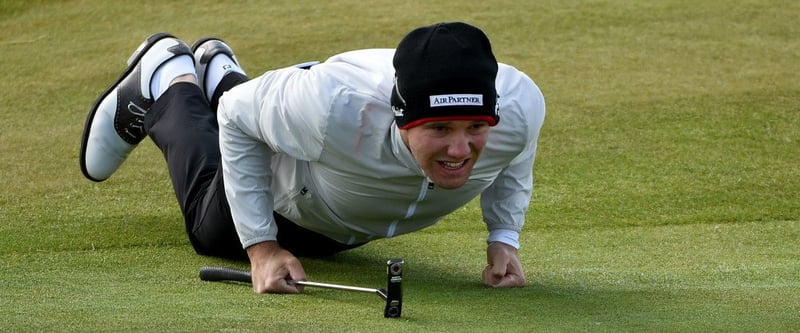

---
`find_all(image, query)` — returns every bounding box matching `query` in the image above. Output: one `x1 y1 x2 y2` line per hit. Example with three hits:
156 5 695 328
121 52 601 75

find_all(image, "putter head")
383 258 404 318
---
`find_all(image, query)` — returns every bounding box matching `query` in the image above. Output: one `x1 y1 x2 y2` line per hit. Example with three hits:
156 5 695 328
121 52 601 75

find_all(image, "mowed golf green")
1 1 798 332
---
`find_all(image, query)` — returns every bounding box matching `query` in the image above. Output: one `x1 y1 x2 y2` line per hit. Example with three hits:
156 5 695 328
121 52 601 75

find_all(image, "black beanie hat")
391 22 499 129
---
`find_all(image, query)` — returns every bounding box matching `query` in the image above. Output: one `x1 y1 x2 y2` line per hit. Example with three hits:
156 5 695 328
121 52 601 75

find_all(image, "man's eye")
469 123 488 131
424 124 447 132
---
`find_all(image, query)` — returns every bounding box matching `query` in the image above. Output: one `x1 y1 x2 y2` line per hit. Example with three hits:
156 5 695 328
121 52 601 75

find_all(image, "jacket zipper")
386 178 431 238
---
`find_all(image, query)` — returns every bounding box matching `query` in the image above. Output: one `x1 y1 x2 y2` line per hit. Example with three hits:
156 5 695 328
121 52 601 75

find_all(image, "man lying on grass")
79 22 545 293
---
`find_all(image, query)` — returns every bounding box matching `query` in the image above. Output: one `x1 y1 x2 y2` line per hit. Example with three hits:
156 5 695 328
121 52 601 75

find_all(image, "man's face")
400 120 490 189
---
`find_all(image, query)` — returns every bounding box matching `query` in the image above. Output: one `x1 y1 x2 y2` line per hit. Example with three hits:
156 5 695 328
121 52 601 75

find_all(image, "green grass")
1 0 798 332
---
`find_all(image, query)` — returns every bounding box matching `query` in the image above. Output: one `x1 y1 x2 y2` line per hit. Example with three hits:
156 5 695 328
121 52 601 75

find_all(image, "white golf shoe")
80 33 192 182
190 37 244 101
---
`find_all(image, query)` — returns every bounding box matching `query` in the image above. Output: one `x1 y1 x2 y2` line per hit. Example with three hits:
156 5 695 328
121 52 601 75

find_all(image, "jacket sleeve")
216 67 333 249
480 66 546 249
218 112 277 248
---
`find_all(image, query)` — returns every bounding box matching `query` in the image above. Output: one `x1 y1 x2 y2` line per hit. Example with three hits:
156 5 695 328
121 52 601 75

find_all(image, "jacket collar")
390 124 425 176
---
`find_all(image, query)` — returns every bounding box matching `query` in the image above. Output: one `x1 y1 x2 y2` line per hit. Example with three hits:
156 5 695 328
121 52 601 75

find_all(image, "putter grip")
199 266 252 283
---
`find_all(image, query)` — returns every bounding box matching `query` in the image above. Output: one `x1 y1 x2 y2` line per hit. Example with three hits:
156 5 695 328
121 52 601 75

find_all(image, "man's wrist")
246 240 282 260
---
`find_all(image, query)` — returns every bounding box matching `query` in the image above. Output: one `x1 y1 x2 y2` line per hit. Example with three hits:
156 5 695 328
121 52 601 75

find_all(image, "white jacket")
217 49 545 249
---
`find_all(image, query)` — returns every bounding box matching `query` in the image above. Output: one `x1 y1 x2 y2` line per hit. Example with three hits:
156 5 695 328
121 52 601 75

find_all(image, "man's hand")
246 241 307 294
482 242 526 288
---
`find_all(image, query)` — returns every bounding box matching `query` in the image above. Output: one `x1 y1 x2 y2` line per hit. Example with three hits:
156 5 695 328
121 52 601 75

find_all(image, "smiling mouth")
440 160 467 170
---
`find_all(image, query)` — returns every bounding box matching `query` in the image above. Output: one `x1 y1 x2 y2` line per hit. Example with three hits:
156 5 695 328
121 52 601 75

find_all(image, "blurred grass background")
1 0 798 332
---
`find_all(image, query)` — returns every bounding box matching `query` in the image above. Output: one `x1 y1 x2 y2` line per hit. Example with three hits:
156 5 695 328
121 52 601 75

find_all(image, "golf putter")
199 258 404 318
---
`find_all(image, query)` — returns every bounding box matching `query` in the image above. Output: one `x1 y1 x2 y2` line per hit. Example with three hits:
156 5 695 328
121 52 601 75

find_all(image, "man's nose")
446 134 471 158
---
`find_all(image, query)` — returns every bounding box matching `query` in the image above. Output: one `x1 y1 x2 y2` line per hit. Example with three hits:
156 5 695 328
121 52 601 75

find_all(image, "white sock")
150 55 196 100
205 54 246 100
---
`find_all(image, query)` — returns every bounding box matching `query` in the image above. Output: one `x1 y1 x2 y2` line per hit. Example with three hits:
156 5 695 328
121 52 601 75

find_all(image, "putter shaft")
291 280 387 299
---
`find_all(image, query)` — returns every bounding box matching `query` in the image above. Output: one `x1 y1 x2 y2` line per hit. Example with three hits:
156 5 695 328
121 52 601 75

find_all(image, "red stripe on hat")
398 115 498 129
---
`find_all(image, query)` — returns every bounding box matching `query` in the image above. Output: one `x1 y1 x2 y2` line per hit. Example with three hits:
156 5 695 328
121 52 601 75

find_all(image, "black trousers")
143 73 363 260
